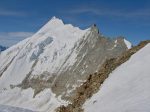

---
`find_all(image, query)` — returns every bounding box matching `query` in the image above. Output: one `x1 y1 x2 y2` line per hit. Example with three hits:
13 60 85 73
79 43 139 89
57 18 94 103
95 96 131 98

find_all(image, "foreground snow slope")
84 43 150 112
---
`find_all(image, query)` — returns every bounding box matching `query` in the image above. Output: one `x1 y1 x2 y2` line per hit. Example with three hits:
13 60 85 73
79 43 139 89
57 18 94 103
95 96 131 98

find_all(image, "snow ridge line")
56 40 150 112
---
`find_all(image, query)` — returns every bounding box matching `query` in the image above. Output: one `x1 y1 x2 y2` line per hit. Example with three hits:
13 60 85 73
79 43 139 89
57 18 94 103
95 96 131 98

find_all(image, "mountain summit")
0 17 131 111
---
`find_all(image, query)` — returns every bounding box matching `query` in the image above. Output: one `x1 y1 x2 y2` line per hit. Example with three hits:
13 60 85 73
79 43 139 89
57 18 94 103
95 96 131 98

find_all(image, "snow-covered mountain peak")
36 17 64 34
0 17 91 88
48 16 64 26
33 16 88 42
51 16 59 20
0 17 130 111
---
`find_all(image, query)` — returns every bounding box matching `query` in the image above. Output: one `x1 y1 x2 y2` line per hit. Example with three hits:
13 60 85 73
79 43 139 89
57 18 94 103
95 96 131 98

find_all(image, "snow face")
0 17 89 88
0 17 89 111
84 43 150 112
124 39 132 49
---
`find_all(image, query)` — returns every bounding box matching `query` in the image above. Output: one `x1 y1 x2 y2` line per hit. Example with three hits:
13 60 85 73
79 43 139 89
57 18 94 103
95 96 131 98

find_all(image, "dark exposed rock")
0 45 7 52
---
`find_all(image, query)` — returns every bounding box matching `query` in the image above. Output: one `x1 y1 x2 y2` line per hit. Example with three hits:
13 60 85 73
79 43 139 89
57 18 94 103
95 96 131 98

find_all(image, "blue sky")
0 0 150 46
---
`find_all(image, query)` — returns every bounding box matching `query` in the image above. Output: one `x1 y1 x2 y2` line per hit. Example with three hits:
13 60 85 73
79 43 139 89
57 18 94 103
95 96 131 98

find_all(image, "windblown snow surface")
84 43 150 112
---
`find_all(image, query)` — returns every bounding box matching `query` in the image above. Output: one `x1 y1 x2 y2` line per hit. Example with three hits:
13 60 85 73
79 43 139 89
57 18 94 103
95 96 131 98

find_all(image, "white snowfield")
84 43 150 112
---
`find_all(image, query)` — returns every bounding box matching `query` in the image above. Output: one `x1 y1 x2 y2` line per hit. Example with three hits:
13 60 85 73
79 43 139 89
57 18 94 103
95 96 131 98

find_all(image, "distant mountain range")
0 45 7 52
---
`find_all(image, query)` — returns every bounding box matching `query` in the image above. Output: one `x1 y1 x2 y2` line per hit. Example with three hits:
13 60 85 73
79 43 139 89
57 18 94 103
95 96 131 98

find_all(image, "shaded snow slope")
0 45 7 52
84 43 150 112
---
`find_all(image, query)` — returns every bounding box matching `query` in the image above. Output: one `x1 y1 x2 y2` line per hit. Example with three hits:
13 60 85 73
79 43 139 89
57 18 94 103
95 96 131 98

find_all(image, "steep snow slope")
84 43 150 112
0 17 129 111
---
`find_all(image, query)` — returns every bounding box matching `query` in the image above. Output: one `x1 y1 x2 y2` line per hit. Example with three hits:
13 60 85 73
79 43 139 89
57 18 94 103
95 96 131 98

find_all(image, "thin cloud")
64 6 150 18
0 32 34 46
0 9 27 17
